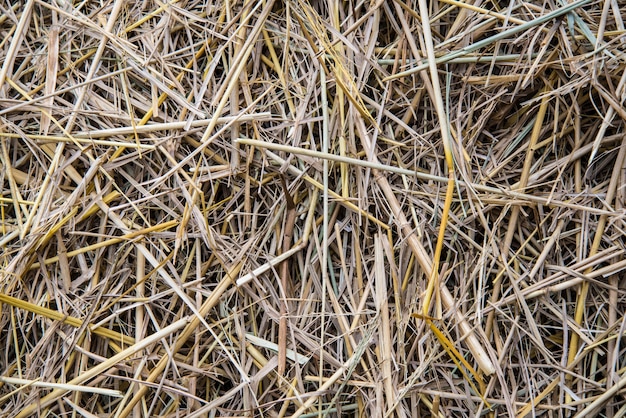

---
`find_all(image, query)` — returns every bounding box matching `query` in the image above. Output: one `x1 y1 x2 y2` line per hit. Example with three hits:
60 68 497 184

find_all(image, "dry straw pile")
1 0 626 416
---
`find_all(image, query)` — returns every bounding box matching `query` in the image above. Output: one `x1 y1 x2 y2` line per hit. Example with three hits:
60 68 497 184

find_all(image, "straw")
1 1 625 416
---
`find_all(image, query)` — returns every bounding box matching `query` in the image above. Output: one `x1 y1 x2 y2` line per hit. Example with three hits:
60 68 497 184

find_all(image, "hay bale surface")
1 1 625 416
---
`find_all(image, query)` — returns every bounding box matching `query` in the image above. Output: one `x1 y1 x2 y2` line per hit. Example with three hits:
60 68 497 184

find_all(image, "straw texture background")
1 0 626 416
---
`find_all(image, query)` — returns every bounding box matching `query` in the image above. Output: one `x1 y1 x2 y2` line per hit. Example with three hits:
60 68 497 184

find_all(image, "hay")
1 0 625 416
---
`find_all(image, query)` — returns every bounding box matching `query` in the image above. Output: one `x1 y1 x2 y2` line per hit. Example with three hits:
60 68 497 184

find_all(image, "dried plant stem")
486 78 552 339
116 269 239 418
278 176 297 376
567 136 626 389
237 138 617 215
15 318 190 418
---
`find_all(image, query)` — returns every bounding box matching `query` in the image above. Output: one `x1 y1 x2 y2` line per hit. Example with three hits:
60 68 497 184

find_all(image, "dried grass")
1 0 626 417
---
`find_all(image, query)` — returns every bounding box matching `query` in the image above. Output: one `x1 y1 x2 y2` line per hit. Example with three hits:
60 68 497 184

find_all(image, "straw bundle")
1 0 625 416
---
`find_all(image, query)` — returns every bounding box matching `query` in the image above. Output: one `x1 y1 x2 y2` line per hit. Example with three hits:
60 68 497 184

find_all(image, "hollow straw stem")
566 134 626 397
485 77 553 339
15 318 190 418
115 268 238 418
383 0 591 81
235 138 616 216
